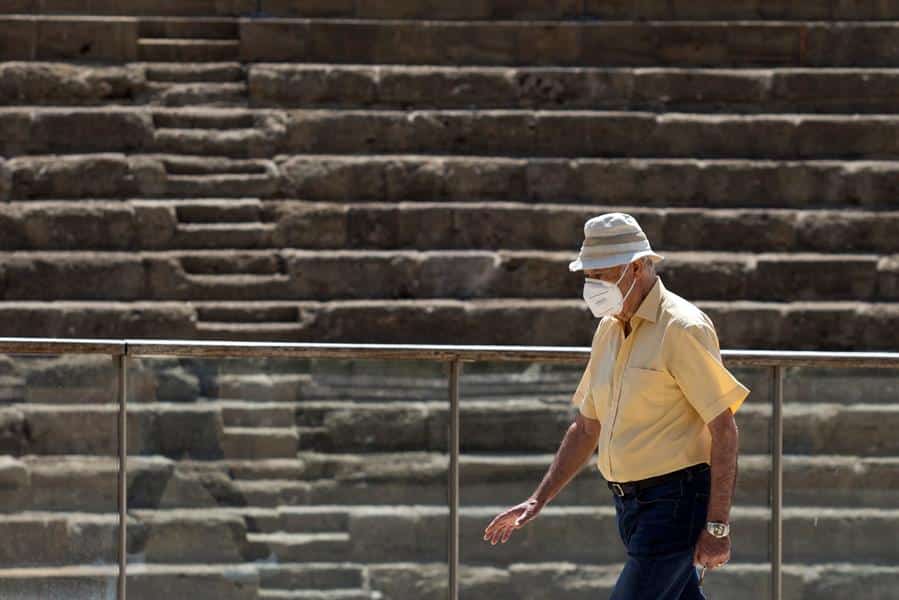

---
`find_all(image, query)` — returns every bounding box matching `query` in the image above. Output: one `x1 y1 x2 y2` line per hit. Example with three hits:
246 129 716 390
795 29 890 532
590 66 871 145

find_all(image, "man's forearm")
707 421 739 523
531 420 600 506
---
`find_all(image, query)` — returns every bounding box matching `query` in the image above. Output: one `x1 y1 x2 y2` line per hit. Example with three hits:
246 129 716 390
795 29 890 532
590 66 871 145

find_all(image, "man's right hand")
482 497 544 545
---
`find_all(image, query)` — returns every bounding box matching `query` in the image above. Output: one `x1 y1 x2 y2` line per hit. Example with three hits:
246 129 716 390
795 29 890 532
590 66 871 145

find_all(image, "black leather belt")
607 463 710 497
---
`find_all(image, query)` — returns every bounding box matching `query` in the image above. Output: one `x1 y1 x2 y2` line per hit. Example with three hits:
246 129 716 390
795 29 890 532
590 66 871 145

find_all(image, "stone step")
3 250 895 302
138 17 239 40
204 371 315 402
0 108 155 157
196 304 299 323
195 321 310 340
273 155 899 210
7 506 899 567
0 403 225 459
153 111 255 130
0 16 138 62
281 110 899 159
0 63 143 107
282 400 899 456
220 402 294 427
153 127 267 157
226 459 306 481
172 223 275 248
1 455 167 513
170 273 292 295
0 297 896 349
0 562 894 600
258 588 378 600
4 201 896 254
37 439 899 512
13 0 899 20
241 20 899 67
276 452 899 509
148 81 248 107
139 38 240 62
251 1 899 20
166 172 277 197
210 370 584 404
233 479 311 507
9 0 256 16
279 507 351 533
258 563 364 591
168 249 899 302
172 198 263 222
144 62 245 83
222 426 299 460
245 504 899 565
0 564 259 600
15 152 893 210
371 562 899 600
247 532 353 562
250 65 899 114
160 154 268 173
4 500 899 570
267 203 899 254
179 253 283 275
0 510 262 566
185 298 899 349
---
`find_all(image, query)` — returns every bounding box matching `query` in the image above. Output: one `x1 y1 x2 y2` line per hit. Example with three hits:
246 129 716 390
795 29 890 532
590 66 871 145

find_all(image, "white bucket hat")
568 212 664 271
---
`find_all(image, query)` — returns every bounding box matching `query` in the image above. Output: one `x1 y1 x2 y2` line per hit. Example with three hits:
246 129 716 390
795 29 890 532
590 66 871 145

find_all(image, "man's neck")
615 275 653 334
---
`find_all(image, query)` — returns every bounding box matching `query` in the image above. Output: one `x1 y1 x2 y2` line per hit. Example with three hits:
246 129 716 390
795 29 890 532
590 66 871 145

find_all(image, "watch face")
707 522 729 537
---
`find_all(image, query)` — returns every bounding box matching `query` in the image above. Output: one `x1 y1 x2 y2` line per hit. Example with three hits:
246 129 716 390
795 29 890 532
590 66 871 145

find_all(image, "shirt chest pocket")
621 366 680 410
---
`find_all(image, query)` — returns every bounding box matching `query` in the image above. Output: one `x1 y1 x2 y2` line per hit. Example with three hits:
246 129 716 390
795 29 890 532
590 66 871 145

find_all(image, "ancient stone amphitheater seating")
1 1 898 599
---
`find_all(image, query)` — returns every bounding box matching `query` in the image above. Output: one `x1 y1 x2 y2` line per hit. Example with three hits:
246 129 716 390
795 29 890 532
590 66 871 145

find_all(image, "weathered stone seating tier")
9 107 899 159
237 20 899 67
1 562 896 600
2 505 899 567
0 250 893 302
8 0 899 20
0 202 895 252
0 564 260 600
0 16 139 61
17 397 875 460
6 153 899 211
247 64 899 114
0 403 225 457
0 299 895 348
11 62 899 116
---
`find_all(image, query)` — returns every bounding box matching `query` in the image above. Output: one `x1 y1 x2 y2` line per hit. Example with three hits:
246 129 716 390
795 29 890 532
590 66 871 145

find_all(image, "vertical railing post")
448 359 461 600
117 353 128 600
770 365 784 600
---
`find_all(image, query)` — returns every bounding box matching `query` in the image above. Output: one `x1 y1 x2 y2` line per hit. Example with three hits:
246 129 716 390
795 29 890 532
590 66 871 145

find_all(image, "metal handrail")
1 338 898 366
0 337 897 600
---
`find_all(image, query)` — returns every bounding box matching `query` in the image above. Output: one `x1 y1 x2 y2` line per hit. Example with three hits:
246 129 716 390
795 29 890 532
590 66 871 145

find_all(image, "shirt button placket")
606 323 636 482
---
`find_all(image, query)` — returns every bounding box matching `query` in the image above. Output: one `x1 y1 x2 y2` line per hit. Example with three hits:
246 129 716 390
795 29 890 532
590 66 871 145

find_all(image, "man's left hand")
693 530 731 570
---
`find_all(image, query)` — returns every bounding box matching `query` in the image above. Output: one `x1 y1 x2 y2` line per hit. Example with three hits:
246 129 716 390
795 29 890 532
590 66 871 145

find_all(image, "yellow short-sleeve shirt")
571 276 750 483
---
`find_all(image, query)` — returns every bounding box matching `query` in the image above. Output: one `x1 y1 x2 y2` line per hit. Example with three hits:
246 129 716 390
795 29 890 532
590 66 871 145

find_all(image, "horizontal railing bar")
0 337 126 355
721 349 899 368
125 340 592 362
0 338 897 367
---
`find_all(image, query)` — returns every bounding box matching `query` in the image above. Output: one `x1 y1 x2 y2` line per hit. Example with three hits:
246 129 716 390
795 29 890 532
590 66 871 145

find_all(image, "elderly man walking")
483 212 750 599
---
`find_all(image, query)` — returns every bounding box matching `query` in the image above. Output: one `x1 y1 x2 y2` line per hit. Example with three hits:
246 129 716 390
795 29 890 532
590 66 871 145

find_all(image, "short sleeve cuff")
578 397 599 421
695 382 750 424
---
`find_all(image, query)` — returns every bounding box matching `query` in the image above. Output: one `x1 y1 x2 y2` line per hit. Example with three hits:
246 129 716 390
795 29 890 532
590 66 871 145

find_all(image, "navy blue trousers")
610 464 711 600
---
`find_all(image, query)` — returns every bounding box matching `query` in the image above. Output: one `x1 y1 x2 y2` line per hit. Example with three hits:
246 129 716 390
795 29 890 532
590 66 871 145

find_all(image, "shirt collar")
631 276 663 325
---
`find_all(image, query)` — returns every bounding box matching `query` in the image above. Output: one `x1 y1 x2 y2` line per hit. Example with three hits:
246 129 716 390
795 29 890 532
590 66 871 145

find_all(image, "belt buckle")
611 483 625 497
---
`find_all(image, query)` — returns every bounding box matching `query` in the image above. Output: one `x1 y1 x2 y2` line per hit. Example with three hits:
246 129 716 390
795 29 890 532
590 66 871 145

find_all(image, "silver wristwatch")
706 521 730 538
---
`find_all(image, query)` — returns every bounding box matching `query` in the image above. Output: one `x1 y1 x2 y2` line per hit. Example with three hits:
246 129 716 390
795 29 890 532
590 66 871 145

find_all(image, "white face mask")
582 264 637 318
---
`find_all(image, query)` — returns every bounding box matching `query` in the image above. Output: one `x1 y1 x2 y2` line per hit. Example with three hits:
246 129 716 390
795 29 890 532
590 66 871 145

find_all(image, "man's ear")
631 260 642 277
